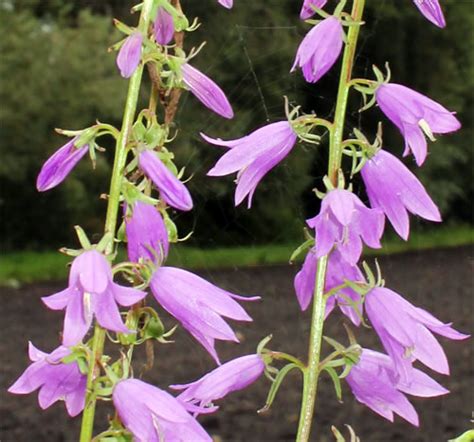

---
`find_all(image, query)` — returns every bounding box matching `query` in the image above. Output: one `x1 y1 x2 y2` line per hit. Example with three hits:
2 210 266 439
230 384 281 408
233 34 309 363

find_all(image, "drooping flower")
8 343 86 417
153 7 174 45
116 32 143 78
204 121 298 207
181 63 234 119
42 250 147 346
361 149 441 240
346 348 448 426
170 354 265 414
365 287 469 381
291 16 343 83
113 379 211 442
299 0 328 20
376 83 461 166
306 189 385 265
125 201 169 263
413 0 445 28
36 138 88 192
295 248 365 325
218 0 233 8
150 266 259 363
138 150 193 211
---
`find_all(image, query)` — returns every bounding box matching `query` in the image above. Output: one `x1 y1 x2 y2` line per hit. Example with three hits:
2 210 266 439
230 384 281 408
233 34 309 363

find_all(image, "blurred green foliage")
0 0 472 250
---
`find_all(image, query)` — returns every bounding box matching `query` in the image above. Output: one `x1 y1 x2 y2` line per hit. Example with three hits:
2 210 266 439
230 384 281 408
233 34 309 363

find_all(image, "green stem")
296 1 365 441
328 0 366 184
78 1 155 440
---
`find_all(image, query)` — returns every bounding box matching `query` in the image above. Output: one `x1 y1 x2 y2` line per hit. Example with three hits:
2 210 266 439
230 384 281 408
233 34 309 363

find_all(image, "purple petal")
324 189 355 226
42 287 71 311
292 17 343 83
412 0 446 28
36 139 88 192
299 0 328 20
139 150 193 211
154 7 174 45
182 63 234 119
218 0 233 8
112 284 147 307
62 287 92 346
93 288 130 334
207 121 296 176
70 250 110 294
294 249 317 311
116 32 143 78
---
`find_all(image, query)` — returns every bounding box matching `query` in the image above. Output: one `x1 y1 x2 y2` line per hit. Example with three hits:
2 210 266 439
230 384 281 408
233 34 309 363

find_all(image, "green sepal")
259 363 300 413
132 119 147 141
448 430 474 442
289 238 314 264
162 210 178 242
331 425 360 442
113 19 134 36
323 366 342 401
74 225 92 249
142 315 165 340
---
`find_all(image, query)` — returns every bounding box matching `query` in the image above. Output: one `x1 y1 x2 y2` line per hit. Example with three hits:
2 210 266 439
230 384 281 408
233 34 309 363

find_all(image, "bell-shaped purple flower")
413 0 445 28
125 201 169 263
8 343 86 417
361 149 441 240
376 83 461 166
218 0 233 8
346 348 448 426
138 150 193 211
299 0 328 20
113 379 211 442
291 16 343 83
36 138 88 192
170 354 265 414
365 287 469 381
150 266 259 363
295 248 365 324
181 63 234 119
42 250 147 346
204 121 298 207
306 189 385 266
154 7 174 45
116 32 143 78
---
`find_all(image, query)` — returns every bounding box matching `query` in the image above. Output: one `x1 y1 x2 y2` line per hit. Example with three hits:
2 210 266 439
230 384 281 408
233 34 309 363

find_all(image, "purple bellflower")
365 287 469 380
346 348 448 426
153 7 174 45
413 0 446 28
181 63 234 119
150 266 259 363
42 250 147 346
306 189 385 266
113 379 211 442
8 343 86 417
376 83 461 166
291 16 343 83
125 201 169 263
295 248 365 325
361 149 441 240
170 354 265 414
204 121 298 207
138 150 193 211
116 32 143 79
36 138 88 192
300 0 328 20
218 0 233 8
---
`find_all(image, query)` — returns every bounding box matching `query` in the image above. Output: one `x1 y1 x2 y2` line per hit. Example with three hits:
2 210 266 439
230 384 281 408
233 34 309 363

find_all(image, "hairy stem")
78 1 155 440
296 1 365 441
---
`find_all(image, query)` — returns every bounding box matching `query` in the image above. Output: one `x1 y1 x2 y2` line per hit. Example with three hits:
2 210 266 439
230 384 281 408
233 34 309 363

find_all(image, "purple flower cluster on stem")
9 343 87 417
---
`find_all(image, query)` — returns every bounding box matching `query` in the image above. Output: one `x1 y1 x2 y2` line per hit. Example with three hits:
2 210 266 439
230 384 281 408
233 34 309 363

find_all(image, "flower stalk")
78 1 155 440
296 1 366 440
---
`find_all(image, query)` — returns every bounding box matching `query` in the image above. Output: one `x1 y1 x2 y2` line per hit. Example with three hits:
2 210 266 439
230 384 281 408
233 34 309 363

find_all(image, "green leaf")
448 430 474 442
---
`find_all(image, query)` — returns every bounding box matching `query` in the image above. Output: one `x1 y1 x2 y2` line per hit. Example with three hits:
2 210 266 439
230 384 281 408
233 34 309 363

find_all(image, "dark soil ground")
1 246 472 442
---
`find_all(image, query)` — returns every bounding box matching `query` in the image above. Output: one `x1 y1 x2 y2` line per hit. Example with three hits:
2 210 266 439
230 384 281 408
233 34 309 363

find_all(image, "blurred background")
0 0 472 255
0 0 472 441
